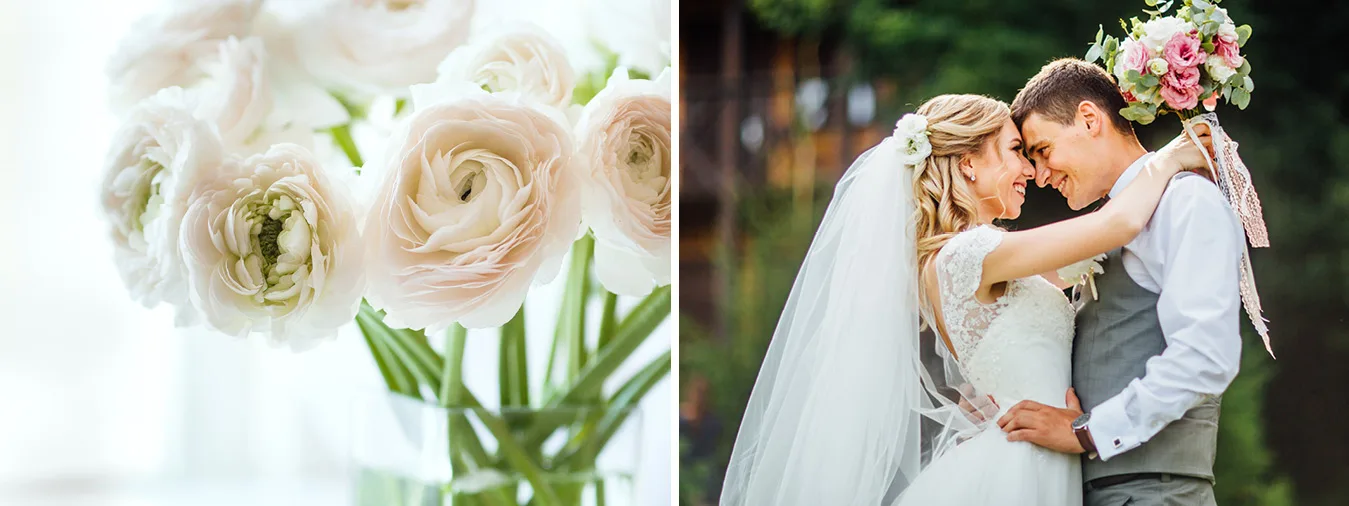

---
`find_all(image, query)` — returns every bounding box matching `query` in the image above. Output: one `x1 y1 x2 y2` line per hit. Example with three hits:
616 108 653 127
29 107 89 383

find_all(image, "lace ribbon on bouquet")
1182 112 1273 357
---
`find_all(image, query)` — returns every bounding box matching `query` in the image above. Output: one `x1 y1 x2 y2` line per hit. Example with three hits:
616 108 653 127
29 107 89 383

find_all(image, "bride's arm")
979 134 1208 288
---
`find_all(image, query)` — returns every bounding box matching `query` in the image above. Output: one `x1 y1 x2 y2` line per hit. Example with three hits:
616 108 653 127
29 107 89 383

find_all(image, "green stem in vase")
545 236 595 400
597 290 619 351
330 123 364 169
525 286 671 447
555 350 671 469
462 391 564 506
500 306 530 409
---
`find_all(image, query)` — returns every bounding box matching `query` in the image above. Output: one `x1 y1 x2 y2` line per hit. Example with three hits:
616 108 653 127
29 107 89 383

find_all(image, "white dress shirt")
1085 152 1246 461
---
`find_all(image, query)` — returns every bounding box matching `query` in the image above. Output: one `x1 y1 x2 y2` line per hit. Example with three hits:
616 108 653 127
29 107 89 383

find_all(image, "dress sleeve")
933 225 1004 358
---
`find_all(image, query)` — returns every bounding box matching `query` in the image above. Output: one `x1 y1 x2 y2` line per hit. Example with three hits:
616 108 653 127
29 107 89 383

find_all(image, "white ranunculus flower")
196 36 317 156
436 24 577 111
101 88 225 322
1139 16 1195 52
575 68 672 296
294 0 476 96
365 87 581 330
1205 54 1238 84
106 0 262 113
198 36 272 148
178 144 364 346
584 0 671 77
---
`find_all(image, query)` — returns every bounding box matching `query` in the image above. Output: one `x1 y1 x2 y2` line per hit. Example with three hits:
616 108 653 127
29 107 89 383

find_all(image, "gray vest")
1073 248 1220 483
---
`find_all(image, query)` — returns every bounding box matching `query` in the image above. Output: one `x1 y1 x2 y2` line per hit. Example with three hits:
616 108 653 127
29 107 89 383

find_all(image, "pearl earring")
969 174 976 182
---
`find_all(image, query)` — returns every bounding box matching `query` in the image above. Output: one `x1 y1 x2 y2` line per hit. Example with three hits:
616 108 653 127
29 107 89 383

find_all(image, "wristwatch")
1072 412 1098 459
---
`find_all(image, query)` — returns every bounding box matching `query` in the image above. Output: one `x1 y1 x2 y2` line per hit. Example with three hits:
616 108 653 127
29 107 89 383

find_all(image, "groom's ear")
1077 100 1105 138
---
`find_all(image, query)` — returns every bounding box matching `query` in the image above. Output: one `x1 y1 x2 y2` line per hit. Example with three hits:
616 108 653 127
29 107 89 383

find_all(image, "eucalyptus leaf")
1244 76 1255 92
1094 24 1104 45
1104 37 1119 56
1140 74 1160 89
1237 24 1252 46
1086 44 1103 64
1202 41 1215 53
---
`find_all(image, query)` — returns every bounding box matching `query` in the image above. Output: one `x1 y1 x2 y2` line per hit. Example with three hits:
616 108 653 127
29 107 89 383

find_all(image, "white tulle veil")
720 133 995 505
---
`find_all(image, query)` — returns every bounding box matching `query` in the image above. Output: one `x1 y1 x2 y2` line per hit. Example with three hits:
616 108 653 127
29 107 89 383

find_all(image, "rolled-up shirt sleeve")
1087 175 1245 461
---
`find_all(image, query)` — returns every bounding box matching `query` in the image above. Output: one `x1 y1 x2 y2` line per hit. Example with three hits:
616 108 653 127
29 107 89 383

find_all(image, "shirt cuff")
1087 397 1139 461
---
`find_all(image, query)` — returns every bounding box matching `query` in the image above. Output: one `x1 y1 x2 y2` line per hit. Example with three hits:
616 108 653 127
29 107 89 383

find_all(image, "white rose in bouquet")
101 88 225 322
1138 16 1195 53
106 0 262 113
178 144 365 347
365 86 581 330
294 0 476 97
575 68 671 296
436 24 577 111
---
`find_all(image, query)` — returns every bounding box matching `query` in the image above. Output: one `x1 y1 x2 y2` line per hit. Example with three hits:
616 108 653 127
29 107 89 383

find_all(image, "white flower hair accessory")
893 113 932 166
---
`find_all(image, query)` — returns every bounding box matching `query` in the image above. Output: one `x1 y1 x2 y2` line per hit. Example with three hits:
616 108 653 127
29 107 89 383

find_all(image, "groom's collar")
1107 152 1156 199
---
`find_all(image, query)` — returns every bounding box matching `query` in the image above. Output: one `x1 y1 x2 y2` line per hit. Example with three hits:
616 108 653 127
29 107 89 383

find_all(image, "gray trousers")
1084 474 1217 506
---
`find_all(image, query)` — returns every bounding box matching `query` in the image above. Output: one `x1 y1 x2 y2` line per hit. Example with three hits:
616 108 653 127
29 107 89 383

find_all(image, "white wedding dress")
894 225 1082 506
720 140 1083 506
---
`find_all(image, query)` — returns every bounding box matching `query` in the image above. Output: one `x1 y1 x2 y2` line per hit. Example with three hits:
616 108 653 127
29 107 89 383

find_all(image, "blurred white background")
0 0 672 504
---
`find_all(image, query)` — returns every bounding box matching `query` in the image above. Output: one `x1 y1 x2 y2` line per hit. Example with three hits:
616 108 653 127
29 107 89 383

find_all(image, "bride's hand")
1153 124 1216 180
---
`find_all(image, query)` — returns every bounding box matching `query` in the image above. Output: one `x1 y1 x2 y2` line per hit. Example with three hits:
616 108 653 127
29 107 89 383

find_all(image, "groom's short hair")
1011 58 1135 138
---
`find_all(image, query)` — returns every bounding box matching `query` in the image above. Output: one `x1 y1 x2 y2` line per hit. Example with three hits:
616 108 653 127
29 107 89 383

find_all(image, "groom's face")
1019 112 1108 211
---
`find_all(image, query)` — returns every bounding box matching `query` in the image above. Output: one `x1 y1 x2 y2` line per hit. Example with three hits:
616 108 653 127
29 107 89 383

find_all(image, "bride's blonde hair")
911 94 1010 270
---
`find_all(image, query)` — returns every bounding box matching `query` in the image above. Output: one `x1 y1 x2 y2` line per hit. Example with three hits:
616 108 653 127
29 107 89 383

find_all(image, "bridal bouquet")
99 0 672 503
1086 0 1272 356
1086 0 1253 125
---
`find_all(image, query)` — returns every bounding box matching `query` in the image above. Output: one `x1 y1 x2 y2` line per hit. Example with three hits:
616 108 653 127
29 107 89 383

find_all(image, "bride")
718 94 1210 505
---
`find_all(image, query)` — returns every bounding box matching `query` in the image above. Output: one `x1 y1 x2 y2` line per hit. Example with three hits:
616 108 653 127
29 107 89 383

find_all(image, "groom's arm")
1085 175 1244 461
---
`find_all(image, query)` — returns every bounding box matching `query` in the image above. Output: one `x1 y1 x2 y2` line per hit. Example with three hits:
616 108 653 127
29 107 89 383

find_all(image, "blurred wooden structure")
680 0 892 336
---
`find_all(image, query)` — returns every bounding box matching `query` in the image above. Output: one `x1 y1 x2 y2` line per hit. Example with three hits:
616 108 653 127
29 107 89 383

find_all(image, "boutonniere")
1058 254 1107 301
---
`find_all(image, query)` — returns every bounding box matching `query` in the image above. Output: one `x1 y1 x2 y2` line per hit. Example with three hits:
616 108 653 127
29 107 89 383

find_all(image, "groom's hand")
997 388 1086 454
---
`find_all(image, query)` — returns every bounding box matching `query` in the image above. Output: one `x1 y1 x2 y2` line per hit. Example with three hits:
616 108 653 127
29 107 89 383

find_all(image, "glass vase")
352 393 642 506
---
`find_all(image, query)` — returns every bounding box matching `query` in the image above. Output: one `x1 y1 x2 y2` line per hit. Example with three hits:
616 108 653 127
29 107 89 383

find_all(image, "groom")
996 58 1243 506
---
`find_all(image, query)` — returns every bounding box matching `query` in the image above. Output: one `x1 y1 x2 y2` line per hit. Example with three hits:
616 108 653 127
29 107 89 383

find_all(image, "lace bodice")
933 226 1078 405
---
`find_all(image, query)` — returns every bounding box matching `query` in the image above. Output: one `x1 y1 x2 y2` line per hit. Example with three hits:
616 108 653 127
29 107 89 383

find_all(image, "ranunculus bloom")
1163 32 1206 69
435 24 577 111
1114 38 1150 79
1146 58 1169 76
584 0 671 77
576 68 672 296
1213 36 1244 69
106 0 261 113
293 0 476 96
178 144 365 346
198 36 272 149
196 36 316 156
101 88 225 322
365 88 581 330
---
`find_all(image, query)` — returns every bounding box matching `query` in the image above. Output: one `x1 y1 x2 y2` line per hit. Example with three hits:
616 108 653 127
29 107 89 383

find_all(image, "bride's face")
963 119 1036 220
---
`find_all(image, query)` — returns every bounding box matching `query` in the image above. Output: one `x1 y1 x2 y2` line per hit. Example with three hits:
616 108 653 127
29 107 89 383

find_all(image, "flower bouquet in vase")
99 1 672 504
1086 0 1272 356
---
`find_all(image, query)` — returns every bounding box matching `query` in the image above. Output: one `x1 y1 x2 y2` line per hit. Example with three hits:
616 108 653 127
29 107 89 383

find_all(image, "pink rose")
1163 32 1206 69
1114 38 1149 77
1160 65 1202 110
1160 84 1200 110
1163 65 1201 89
1213 36 1244 68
